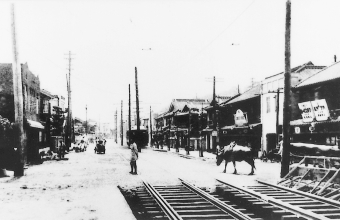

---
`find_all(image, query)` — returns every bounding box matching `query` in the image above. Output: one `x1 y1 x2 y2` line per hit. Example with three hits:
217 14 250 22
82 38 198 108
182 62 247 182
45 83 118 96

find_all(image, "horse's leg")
223 160 227 173
232 161 237 174
245 158 255 175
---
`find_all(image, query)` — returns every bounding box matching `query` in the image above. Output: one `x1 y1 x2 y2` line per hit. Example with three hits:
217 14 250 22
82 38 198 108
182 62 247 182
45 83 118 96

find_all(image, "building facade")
260 62 325 153
290 61 340 156
0 63 44 165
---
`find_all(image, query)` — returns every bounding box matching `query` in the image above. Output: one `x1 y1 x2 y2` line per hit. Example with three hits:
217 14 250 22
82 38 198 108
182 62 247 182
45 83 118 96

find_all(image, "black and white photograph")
2 0 340 219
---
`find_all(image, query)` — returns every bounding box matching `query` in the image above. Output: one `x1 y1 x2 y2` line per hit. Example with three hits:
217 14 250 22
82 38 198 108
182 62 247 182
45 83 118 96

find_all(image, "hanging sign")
212 131 217 136
294 127 300 134
234 109 248 127
311 99 330 121
298 101 314 123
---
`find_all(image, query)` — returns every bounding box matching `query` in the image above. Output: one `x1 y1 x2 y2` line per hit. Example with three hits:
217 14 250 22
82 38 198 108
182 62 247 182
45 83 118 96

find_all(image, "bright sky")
1 0 340 126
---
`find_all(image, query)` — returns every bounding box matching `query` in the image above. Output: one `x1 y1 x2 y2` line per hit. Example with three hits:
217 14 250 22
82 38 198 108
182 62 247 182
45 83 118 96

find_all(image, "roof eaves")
294 61 339 89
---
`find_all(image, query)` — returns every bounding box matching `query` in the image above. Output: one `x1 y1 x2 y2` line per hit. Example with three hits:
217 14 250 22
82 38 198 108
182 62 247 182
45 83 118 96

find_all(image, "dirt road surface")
0 139 282 220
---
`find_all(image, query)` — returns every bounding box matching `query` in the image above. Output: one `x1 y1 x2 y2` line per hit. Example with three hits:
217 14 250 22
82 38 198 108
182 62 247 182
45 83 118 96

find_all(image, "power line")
168 0 257 75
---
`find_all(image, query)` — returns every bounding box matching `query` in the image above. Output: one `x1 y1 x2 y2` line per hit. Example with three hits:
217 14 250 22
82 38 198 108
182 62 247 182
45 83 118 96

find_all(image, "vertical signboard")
234 109 248 127
298 101 314 123
311 99 330 121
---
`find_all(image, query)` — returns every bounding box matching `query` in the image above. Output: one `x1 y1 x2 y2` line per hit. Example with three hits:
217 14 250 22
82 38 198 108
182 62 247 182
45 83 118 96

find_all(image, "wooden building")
290 61 340 156
219 84 262 156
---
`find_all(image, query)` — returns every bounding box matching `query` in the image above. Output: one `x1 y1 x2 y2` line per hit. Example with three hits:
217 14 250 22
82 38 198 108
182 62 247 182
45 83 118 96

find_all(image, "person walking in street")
58 141 66 159
130 142 138 175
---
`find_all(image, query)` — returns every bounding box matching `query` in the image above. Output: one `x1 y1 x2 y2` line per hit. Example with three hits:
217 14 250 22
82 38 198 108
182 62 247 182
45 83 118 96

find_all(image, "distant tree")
50 107 65 136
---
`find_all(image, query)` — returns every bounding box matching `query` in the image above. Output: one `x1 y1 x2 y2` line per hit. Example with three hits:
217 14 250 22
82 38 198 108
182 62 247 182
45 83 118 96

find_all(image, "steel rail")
143 181 183 220
216 178 330 220
179 178 253 220
257 180 340 208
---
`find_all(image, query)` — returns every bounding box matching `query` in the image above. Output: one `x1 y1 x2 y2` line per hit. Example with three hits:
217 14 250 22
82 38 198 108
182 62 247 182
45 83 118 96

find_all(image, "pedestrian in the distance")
58 141 66 159
130 142 138 175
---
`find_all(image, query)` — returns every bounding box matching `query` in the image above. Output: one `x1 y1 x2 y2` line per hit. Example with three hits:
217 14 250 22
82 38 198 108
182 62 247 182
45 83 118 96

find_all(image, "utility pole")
121 100 123 146
115 109 117 143
199 103 204 157
269 88 283 146
212 76 217 152
149 106 152 147
213 76 216 105
46 103 51 148
281 0 291 178
85 105 87 135
135 67 141 152
275 88 282 146
11 4 26 176
66 51 74 150
187 108 191 155
128 84 131 146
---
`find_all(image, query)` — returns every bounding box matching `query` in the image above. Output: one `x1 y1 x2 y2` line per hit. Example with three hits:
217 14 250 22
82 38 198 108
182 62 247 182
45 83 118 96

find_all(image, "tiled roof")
40 89 53 98
169 99 209 112
264 61 314 80
222 84 261 105
295 61 340 89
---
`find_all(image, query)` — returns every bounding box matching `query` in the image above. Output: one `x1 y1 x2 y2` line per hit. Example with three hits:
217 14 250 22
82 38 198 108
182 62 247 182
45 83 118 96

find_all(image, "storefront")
221 109 262 157
26 119 45 164
290 99 340 157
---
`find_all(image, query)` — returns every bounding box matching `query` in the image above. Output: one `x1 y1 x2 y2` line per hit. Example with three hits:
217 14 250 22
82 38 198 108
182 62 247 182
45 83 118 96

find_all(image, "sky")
1 0 340 127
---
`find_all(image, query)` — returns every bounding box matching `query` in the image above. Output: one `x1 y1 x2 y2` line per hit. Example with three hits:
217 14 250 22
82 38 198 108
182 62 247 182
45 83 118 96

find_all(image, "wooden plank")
309 208 340 214
293 169 310 188
310 170 332 194
180 214 234 219
317 169 340 196
324 187 340 198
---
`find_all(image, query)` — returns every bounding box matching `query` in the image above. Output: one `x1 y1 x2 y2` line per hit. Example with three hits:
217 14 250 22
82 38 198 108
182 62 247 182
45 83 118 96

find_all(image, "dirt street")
0 139 282 220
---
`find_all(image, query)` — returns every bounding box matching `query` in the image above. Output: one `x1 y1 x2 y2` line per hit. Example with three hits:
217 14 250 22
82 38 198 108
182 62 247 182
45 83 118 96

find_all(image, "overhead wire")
168 0 257 76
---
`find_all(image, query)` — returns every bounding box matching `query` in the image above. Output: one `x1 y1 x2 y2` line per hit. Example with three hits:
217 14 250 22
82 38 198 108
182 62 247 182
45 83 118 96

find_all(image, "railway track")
133 178 340 220
141 179 258 220
217 178 340 220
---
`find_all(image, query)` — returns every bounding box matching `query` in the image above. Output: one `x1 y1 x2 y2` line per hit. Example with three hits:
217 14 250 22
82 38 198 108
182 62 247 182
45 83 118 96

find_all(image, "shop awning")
221 123 261 130
291 142 340 152
290 117 340 126
27 119 44 129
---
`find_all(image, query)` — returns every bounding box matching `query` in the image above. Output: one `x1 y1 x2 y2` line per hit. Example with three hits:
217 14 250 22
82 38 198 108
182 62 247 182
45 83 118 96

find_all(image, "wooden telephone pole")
66 51 74 150
121 100 123 146
115 109 117 143
11 4 26 176
149 106 152 147
85 105 87 135
199 103 204 157
135 67 141 152
128 84 131 146
281 0 291 178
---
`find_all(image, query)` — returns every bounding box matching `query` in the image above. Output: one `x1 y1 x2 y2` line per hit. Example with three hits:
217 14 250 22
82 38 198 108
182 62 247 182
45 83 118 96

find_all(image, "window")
266 97 271 113
39 131 42 142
